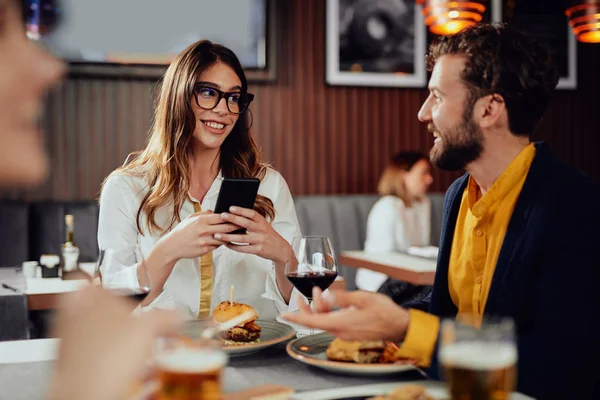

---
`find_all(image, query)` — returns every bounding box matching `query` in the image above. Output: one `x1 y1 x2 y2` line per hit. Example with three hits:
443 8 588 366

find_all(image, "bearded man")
283 23 600 400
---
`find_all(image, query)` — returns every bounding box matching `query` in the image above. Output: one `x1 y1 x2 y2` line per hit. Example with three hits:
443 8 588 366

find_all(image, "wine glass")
439 316 517 400
285 236 338 335
94 245 151 305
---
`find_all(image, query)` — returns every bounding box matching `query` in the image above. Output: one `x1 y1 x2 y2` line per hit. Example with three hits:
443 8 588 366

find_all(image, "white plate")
286 333 417 376
290 382 445 400
289 381 534 400
182 319 295 357
276 315 324 337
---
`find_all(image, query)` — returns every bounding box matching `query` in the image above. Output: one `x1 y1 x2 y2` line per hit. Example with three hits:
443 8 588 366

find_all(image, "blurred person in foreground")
356 151 434 305
283 23 600 399
0 2 181 400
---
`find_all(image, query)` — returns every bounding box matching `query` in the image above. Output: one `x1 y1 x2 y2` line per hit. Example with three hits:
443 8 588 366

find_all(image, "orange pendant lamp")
417 0 487 36
566 1 600 43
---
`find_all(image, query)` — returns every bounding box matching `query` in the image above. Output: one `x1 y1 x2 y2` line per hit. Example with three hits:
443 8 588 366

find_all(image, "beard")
429 108 484 171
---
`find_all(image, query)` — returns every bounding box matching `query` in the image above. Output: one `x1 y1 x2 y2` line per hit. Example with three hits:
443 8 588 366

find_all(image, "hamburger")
212 301 261 345
326 338 387 363
326 338 417 364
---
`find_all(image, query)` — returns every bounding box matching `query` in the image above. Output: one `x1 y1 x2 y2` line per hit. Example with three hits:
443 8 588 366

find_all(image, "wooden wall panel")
5 0 599 201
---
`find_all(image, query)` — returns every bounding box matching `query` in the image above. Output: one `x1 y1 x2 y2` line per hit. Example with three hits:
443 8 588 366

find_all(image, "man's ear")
474 94 506 129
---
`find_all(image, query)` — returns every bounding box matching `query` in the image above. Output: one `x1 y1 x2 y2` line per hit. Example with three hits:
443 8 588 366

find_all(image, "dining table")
0 264 96 340
0 337 432 400
0 264 94 312
0 267 29 340
0 283 536 400
0 264 535 400
339 250 437 286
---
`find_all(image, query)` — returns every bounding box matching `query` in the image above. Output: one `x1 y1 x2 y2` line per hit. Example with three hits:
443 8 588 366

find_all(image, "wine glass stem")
308 299 314 336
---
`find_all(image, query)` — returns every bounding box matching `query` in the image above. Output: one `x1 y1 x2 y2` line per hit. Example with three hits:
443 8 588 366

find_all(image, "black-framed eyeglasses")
192 84 254 114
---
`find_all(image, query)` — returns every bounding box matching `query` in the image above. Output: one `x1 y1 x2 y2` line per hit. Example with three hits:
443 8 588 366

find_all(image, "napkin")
407 246 439 259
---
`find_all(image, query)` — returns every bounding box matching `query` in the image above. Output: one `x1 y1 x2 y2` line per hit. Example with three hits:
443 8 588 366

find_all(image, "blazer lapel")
430 175 468 316
485 143 553 315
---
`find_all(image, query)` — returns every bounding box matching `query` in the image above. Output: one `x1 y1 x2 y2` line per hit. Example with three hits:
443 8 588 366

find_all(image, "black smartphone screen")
214 177 260 234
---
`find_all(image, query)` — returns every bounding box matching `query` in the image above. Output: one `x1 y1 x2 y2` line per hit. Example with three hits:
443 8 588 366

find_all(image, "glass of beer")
440 316 517 400
153 330 228 400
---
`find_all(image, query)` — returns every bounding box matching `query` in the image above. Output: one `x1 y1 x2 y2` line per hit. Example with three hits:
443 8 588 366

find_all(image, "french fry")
378 342 418 364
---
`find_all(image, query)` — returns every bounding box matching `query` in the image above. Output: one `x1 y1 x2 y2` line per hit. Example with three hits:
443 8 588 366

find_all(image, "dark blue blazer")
408 142 600 399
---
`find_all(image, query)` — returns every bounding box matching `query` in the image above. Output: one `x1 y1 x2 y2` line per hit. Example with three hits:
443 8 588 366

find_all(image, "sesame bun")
212 301 258 326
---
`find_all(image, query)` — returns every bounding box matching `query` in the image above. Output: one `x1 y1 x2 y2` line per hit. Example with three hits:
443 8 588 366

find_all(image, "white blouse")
98 168 303 320
355 195 431 291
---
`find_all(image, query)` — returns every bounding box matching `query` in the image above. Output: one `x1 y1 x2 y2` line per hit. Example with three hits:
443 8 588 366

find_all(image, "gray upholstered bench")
293 194 445 290
0 193 445 339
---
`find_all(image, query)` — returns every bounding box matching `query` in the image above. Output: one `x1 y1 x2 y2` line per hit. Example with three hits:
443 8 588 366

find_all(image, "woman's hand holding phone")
144 210 241 306
215 206 293 264
160 211 240 261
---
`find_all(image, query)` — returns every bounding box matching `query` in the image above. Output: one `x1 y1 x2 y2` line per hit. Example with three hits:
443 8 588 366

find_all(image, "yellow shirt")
396 144 536 367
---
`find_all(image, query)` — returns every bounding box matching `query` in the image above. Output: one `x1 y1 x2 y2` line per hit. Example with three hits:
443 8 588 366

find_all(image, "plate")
286 332 416 376
275 315 324 337
182 319 296 357
289 382 446 400
289 382 534 400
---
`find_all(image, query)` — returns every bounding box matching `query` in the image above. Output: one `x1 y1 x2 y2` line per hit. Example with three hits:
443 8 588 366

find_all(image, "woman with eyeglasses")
98 40 301 320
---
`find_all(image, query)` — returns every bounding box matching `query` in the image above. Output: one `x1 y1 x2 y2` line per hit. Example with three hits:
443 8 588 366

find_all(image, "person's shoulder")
101 171 148 199
551 166 600 218
370 196 405 217
552 159 599 194
104 171 147 188
261 167 289 190
535 157 600 241
374 195 405 208
262 166 283 180
536 146 600 201
255 167 294 203
530 147 600 227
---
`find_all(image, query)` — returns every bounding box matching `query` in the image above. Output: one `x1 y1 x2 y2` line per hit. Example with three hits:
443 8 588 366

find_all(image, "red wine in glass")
286 271 338 300
285 236 338 336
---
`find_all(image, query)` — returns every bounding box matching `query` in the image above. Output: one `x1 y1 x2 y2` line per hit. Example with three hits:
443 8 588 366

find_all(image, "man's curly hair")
426 23 559 137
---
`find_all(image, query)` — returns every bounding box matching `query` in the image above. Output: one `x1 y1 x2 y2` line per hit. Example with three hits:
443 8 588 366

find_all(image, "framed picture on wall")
326 0 427 88
492 1 577 89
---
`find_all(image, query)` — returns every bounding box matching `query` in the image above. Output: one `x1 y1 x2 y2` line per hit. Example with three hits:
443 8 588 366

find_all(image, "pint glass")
440 317 517 400
154 334 227 400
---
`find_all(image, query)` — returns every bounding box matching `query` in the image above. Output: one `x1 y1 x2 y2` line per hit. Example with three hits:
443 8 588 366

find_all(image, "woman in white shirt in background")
355 151 434 305
98 40 301 320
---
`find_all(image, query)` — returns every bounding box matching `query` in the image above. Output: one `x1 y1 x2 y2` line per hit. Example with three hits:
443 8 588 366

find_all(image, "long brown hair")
377 151 428 207
103 40 274 235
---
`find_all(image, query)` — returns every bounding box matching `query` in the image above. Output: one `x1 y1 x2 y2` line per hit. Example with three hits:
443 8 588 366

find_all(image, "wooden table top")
339 250 437 286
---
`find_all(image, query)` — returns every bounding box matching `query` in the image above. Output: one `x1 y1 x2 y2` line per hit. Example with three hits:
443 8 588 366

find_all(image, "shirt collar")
467 143 536 218
188 170 224 204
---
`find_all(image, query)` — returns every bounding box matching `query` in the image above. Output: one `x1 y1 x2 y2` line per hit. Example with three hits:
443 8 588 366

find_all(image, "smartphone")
214 177 261 234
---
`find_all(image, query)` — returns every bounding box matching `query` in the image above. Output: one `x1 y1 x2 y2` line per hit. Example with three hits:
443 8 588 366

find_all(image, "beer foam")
156 348 227 373
440 341 517 370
